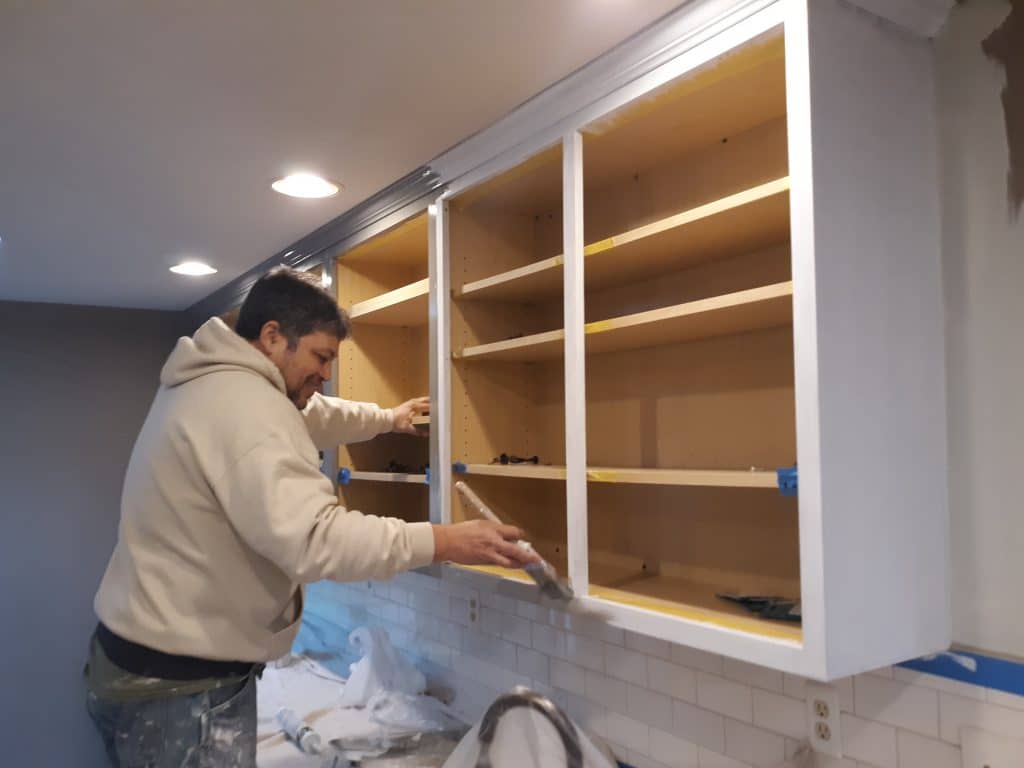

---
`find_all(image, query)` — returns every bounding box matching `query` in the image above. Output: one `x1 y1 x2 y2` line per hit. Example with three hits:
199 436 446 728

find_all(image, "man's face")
257 323 338 409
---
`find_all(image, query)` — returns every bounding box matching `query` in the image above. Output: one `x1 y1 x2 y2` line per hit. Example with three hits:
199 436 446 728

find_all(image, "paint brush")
454 480 574 601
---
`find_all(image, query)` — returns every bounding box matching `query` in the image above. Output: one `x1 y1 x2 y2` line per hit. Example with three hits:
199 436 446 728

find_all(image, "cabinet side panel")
804 0 950 677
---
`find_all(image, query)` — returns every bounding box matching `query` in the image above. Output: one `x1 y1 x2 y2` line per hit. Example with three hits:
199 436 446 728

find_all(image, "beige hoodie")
94 317 435 662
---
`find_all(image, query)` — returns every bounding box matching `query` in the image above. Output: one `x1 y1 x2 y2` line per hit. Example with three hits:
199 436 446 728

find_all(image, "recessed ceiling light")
272 173 340 199
170 261 217 276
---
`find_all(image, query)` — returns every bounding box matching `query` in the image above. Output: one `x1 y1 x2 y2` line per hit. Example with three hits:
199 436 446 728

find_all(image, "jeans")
86 674 257 767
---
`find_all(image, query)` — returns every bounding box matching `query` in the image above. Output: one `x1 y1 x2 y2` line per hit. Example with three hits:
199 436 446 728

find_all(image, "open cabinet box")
320 0 946 680
334 215 431 524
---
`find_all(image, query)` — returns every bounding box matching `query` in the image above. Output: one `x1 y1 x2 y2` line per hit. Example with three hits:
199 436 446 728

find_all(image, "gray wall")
0 301 185 766
937 1 1024 657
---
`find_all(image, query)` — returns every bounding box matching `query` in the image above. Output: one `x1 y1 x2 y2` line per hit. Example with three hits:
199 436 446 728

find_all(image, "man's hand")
391 396 430 435
432 521 542 569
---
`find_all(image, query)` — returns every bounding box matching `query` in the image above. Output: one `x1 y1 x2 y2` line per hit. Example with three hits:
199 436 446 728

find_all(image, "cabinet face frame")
430 0 948 680
434 1 812 675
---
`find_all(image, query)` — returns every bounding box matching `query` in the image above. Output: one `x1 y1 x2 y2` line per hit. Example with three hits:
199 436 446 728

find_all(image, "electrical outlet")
806 681 842 758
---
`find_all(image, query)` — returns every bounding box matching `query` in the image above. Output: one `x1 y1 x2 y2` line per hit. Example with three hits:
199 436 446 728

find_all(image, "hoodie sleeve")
301 392 394 450
211 434 435 583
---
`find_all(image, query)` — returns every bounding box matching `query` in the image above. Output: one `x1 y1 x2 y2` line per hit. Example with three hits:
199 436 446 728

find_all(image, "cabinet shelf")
345 471 428 484
456 464 779 488
456 329 565 362
457 463 568 481
454 178 789 302
455 282 792 362
585 281 792 355
589 574 802 643
348 278 429 326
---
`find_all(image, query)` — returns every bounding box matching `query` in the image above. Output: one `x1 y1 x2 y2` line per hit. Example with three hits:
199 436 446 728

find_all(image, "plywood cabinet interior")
447 144 568 574
432 0 948 680
335 215 430 523
314 0 946 679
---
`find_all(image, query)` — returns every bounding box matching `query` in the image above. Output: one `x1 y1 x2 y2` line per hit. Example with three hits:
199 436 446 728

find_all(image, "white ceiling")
0 0 685 310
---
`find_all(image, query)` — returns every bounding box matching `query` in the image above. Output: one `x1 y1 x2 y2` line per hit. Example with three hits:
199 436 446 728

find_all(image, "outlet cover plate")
806 681 843 758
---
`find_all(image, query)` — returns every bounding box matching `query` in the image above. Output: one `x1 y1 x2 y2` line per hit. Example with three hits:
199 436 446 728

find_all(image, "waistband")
95 623 257 681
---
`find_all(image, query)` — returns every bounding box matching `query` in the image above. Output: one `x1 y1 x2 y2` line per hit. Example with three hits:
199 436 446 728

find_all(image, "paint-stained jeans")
86 674 257 767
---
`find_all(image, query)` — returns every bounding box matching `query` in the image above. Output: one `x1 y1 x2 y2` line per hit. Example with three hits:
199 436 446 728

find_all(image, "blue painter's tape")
452 462 467 474
777 466 798 496
899 651 1024 698
337 467 351 485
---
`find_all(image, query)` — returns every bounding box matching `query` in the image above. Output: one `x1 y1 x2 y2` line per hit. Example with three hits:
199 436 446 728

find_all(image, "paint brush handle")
454 481 503 525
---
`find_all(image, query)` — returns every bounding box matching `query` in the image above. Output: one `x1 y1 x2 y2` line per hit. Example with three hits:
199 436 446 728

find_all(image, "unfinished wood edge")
584 280 793 336
456 254 564 299
346 471 429 485
458 328 566 360
587 177 791 256
459 463 569 481
348 277 430 320
585 467 779 488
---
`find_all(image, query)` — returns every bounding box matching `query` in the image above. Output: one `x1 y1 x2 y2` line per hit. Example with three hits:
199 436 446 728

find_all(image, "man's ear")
256 320 283 352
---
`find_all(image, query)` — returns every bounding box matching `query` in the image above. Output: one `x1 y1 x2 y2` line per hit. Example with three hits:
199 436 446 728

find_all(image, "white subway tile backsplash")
481 607 533 647
449 596 473 627
463 631 518 671
782 673 807 701
480 590 516 613
723 659 784 693
586 669 629 714
315 571 1021 768
626 630 673 660
606 643 649 686
627 684 674 732
531 622 566 658
630 749 684 768
607 712 650 754
938 691 1024 744
516 600 546 622
516 646 549 683
986 687 1024 711
672 644 725 675
697 673 754 723
854 674 939 737
697 747 750 768
565 692 609 738
565 631 605 671
751 689 807 739
650 727 700 768
675 699 727 753
893 667 986 702
837 677 855 713
896 729 960 768
649 657 698 703
723 719 785 767
551 658 587 695
841 712 898 768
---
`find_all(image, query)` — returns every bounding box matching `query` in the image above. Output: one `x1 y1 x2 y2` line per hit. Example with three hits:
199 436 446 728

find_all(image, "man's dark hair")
235 267 349 347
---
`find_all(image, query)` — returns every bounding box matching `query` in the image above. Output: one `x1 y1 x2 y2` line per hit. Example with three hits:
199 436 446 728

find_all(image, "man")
85 267 536 766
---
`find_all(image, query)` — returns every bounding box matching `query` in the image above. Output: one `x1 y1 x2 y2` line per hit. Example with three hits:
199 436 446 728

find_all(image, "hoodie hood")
160 317 286 394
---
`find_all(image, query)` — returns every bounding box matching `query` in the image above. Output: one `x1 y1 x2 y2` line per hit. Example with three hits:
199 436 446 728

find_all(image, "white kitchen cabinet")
426 0 948 680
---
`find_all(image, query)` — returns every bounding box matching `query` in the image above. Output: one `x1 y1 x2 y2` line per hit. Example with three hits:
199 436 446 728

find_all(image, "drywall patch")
982 0 1024 215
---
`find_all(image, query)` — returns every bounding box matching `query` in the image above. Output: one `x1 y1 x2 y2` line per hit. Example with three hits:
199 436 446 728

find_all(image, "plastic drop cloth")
257 628 464 768
338 626 426 707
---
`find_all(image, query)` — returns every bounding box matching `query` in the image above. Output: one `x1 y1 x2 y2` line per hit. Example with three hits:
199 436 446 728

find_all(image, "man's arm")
301 392 394 450
211 433 536 584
